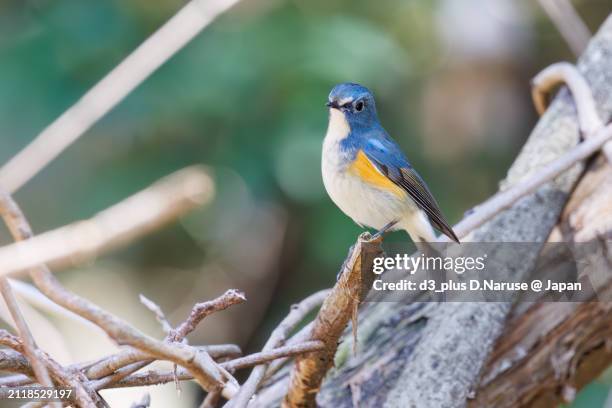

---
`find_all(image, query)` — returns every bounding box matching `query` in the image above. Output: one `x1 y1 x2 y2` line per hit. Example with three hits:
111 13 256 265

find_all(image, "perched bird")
321 83 459 244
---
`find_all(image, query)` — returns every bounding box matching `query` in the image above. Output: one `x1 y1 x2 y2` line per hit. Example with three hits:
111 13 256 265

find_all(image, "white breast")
321 109 414 230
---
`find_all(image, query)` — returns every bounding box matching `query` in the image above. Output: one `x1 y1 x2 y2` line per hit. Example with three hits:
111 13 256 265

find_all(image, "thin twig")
83 289 246 392
451 123 612 240
261 322 314 385
531 62 612 161
0 173 240 400
0 349 32 376
0 344 241 388
0 330 96 407
169 289 247 341
227 290 331 407
537 0 591 56
140 294 174 335
110 341 325 389
0 341 324 393
0 280 56 403
531 62 603 134
0 0 242 193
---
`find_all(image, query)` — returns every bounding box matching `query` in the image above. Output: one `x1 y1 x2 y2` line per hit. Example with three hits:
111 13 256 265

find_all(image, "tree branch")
0 280 56 403
282 236 383 407
227 290 331 407
472 154 612 406
0 166 214 278
0 168 241 399
538 0 591 57
0 0 242 193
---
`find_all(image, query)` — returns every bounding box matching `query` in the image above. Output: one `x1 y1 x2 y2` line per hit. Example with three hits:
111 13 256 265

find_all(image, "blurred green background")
0 0 610 406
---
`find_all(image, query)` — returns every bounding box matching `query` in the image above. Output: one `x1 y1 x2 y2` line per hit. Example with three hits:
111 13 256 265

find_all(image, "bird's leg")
336 221 398 281
371 220 399 240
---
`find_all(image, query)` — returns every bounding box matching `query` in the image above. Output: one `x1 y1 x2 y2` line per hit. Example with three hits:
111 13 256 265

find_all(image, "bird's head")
326 83 378 129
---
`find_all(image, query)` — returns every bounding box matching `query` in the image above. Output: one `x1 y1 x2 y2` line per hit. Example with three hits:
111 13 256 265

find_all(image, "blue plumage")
322 82 459 243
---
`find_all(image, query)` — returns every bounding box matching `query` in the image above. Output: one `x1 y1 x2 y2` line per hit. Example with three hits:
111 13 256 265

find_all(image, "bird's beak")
326 100 339 109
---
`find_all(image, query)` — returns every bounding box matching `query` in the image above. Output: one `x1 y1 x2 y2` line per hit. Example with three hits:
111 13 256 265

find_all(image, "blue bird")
321 83 459 244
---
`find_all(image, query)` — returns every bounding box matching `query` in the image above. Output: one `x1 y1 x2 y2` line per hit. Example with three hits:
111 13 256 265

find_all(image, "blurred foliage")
0 0 611 406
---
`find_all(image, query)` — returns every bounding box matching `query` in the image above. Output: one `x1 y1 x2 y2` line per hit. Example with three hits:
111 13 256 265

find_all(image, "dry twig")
227 290 331 407
140 294 174 335
451 123 612 239
0 0 242 193
0 166 214 278
0 340 324 395
0 169 242 400
0 330 96 407
537 0 591 56
169 289 247 342
531 62 612 161
0 280 56 404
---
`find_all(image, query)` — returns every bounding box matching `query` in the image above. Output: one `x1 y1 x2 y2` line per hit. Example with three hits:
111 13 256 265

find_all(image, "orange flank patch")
348 150 405 197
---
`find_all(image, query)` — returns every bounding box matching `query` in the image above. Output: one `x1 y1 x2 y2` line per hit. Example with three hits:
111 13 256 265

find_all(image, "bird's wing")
362 137 459 243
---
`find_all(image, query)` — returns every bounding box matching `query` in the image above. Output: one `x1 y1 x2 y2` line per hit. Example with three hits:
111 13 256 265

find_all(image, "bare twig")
140 294 174 335
83 344 241 383
0 166 214 278
0 280 55 399
0 330 96 407
0 171 241 400
451 123 612 240
83 289 246 393
226 290 331 407
531 62 603 134
137 289 246 394
0 0 242 193
537 0 591 56
450 62 612 241
0 341 324 394
169 289 247 341
0 349 32 376
0 345 241 388
261 322 314 385
531 62 612 161
109 341 325 389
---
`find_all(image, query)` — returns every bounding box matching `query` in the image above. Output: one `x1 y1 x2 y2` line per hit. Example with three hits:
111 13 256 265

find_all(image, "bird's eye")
355 101 364 112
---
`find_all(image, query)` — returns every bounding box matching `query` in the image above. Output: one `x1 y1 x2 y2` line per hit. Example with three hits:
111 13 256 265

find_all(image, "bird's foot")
371 220 399 241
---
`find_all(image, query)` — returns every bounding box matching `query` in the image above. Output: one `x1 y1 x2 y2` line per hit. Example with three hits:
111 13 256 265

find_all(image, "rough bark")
282 235 384 407
256 14 612 408
471 155 612 407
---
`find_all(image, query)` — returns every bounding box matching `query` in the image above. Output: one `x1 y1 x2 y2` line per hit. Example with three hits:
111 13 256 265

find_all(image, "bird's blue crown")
327 82 379 129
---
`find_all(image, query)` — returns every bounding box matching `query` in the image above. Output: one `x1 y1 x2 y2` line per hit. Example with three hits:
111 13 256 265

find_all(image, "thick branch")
283 235 383 407
0 166 214 278
472 155 612 407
